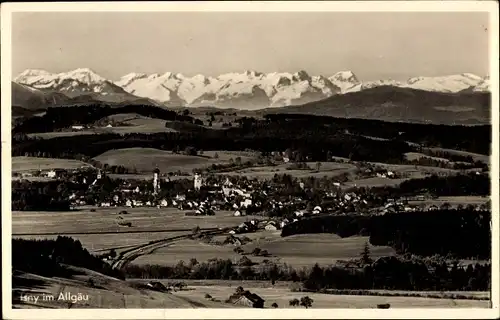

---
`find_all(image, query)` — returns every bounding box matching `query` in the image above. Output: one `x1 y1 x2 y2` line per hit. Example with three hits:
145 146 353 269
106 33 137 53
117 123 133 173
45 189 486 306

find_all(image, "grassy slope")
12 267 232 309
93 148 259 173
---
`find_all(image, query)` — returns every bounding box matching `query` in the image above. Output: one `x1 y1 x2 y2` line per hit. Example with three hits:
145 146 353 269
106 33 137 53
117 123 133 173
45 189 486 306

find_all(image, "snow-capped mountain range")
14 68 490 109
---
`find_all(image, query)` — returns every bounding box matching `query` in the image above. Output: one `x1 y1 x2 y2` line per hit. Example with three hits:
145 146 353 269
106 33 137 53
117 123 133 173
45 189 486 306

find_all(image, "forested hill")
262 86 491 125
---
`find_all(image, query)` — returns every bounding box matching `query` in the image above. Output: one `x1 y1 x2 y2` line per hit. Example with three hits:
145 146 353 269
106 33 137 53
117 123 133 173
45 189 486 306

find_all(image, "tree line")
263 113 490 155
123 254 490 292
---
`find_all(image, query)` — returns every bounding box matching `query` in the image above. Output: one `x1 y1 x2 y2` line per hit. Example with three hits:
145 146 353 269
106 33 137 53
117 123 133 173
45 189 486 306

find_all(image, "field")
12 156 91 173
218 162 357 180
404 152 451 163
133 232 395 268
93 148 259 174
172 285 490 308
11 207 261 253
407 196 489 208
427 147 490 164
343 177 410 188
27 115 179 139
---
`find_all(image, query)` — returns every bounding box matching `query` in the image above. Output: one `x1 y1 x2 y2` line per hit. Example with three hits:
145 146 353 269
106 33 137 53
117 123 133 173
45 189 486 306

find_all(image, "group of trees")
302 258 490 292
12 180 73 211
12 237 124 279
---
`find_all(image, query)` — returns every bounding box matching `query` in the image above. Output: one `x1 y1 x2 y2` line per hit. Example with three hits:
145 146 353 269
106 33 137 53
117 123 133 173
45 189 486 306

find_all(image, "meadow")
173 285 490 308
12 156 91 172
133 232 395 268
407 195 489 208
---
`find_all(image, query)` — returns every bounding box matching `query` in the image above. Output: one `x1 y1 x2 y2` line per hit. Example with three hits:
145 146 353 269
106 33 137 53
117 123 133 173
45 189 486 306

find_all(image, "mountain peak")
293 70 311 82
330 71 359 83
64 68 107 84
17 69 52 77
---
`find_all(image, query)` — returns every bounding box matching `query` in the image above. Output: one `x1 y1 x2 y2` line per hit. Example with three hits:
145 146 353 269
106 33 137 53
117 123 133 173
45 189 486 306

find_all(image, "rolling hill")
262 86 491 125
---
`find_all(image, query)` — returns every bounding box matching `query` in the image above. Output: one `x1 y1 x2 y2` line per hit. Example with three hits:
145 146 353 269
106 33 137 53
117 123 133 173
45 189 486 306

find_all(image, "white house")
46 170 56 178
295 211 305 217
125 199 132 207
160 199 168 207
71 125 84 131
240 198 252 208
234 210 241 217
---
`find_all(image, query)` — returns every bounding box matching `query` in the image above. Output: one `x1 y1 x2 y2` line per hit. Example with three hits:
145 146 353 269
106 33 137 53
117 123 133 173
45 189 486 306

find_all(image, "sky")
11 11 490 81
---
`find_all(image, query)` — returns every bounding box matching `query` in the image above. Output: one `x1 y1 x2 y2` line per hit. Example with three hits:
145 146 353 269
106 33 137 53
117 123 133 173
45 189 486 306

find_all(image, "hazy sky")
12 11 490 81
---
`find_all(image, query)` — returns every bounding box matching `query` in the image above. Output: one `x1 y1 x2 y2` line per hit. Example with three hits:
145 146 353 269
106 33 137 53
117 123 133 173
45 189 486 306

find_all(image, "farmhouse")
230 291 265 308
46 170 56 178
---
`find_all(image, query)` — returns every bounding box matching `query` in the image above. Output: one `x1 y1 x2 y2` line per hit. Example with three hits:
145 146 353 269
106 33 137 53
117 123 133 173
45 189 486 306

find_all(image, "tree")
360 242 372 265
238 256 253 267
192 226 201 235
235 286 245 294
300 296 314 309
235 157 242 166
315 162 322 172
184 146 198 156
182 109 190 116
289 298 300 307
440 202 451 210
252 248 262 256
271 302 278 308
109 249 117 258
189 258 199 267
214 152 219 159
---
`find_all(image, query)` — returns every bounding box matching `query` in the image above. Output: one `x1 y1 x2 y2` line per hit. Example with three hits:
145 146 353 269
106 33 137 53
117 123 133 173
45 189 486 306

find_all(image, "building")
194 173 203 191
231 291 265 308
153 168 160 195
71 125 85 131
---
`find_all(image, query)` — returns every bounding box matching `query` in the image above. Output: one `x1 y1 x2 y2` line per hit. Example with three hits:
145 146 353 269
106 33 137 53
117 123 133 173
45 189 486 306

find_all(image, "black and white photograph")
1 1 498 319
